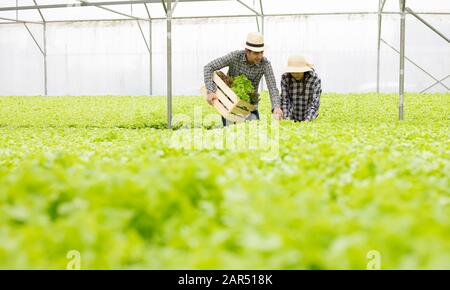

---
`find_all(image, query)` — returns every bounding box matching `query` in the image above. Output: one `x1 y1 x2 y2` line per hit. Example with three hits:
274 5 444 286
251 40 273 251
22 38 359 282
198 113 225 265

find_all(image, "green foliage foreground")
0 93 448 269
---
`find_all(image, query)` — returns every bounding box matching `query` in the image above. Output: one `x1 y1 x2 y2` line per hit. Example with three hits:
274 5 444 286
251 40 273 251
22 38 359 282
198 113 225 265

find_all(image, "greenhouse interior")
0 0 449 271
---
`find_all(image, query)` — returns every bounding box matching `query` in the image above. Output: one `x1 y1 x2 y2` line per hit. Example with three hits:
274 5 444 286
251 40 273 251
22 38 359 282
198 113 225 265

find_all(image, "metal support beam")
44 22 48 96
144 3 152 19
167 0 172 129
23 21 48 95
75 0 150 21
420 75 450 93
161 0 167 15
172 0 180 14
149 20 153 95
23 23 44 55
236 0 260 16
33 0 46 22
406 7 450 43
259 0 264 92
0 16 42 24
33 0 47 96
1 12 450 24
144 3 153 95
0 2 448 16
0 0 227 12
136 19 153 94
381 39 450 91
376 0 386 93
137 20 150 52
399 0 406 120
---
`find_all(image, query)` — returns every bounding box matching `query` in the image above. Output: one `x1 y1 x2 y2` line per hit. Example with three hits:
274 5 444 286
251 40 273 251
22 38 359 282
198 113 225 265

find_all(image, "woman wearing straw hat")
281 55 322 122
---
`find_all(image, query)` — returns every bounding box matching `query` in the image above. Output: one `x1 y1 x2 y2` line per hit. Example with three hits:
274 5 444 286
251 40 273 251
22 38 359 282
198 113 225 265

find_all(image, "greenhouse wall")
0 14 449 96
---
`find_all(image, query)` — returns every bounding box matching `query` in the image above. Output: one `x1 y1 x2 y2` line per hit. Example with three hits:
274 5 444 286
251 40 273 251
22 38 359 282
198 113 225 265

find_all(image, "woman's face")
291 72 304 81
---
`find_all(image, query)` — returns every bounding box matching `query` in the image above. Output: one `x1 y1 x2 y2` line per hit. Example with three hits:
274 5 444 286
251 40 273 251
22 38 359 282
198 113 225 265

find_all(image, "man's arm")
204 51 237 93
304 78 322 121
263 60 282 111
280 74 292 120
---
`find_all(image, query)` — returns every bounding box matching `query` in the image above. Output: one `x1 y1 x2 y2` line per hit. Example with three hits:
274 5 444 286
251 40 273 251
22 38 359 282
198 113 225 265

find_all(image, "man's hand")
206 92 217 106
272 107 283 119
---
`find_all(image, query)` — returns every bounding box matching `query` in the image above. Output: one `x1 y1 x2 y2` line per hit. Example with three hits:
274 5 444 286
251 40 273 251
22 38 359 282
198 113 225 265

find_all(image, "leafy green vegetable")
231 75 255 104
0 93 448 269
216 72 259 104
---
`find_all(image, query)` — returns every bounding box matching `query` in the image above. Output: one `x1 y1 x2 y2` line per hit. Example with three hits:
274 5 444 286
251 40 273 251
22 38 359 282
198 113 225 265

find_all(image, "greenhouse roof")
1 0 449 23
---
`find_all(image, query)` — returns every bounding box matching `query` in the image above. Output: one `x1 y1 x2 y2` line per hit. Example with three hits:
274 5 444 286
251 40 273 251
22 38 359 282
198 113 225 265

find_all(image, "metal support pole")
33 0 48 96
167 0 172 129
377 0 387 93
399 0 406 120
259 0 264 92
261 16 264 35
2 11 450 24
144 3 153 95
149 20 153 95
377 0 385 93
255 16 260 32
44 22 48 96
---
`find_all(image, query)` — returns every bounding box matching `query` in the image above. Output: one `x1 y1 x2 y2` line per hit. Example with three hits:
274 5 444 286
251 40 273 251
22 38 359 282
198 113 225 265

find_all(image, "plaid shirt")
281 71 322 121
204 50 281 109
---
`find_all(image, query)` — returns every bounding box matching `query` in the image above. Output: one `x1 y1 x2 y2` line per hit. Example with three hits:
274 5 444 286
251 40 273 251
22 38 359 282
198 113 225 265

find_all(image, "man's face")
246 50 264 64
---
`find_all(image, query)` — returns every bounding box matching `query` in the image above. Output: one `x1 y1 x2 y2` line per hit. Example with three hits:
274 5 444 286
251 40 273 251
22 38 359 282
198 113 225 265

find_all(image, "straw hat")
286 55 313 73
245 32 264 52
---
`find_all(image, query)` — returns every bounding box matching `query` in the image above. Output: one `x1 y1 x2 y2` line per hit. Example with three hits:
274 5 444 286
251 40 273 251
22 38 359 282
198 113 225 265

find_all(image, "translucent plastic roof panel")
172 1 258 18
0 0 80 8
261 0 379 15
41 6 133 21
0 0 449 22
384 0 450 13
81 0 166 18
0 10 44 22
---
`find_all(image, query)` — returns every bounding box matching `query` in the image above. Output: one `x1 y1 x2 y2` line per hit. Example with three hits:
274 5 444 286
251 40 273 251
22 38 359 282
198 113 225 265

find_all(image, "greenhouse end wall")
0 14 449 96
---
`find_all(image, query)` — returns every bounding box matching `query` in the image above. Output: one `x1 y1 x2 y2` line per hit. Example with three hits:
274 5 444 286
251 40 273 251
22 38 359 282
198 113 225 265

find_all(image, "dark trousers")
222 110 260 126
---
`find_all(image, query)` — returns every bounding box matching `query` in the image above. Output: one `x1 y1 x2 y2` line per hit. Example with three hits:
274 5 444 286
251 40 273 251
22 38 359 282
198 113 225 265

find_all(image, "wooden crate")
201 71 256 123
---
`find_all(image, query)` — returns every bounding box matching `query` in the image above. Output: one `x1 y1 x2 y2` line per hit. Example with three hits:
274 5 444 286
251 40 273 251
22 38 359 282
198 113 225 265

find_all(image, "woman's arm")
304 77 322 121
280 74 292 120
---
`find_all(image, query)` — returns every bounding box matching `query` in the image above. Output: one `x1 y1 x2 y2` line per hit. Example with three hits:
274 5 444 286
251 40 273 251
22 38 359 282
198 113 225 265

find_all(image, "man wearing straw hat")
204 32 283 126
281 55 322 122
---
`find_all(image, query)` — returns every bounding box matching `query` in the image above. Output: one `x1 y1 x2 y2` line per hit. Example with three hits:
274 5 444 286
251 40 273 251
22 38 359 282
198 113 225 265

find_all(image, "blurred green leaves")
0 93 448 269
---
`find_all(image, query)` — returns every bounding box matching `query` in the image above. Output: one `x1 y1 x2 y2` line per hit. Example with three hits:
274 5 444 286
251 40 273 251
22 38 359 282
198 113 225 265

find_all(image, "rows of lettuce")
0 93 448 269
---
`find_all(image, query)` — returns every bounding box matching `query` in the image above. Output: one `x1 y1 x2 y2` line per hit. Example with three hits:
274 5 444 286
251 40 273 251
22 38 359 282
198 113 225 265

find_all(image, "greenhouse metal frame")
0 0 449 127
